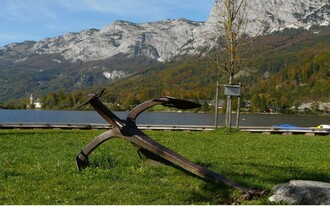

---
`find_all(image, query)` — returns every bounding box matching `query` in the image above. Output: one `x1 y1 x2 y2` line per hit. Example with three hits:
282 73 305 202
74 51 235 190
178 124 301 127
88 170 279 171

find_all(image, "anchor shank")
88 95 125 131
127 133 250 193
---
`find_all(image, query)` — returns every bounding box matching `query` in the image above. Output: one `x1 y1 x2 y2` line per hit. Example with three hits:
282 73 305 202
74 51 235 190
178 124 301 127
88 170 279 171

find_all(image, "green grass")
0 129 329 204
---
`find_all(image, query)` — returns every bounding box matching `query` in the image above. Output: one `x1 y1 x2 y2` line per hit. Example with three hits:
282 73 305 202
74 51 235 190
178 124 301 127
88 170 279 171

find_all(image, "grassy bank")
0 129 329 204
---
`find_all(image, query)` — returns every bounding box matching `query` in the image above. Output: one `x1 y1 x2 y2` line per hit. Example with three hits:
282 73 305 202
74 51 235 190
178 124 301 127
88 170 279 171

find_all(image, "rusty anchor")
76 90 267 200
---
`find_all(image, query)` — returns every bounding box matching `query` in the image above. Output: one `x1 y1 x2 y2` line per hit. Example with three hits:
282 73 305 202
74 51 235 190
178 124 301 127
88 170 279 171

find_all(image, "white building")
28 94 42 109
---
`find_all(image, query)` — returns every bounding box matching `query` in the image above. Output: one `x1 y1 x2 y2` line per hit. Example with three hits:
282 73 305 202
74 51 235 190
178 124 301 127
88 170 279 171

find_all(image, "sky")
0 0 215 47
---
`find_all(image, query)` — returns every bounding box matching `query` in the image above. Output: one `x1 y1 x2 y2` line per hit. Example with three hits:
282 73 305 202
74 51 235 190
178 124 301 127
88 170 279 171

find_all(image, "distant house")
28 94 42 109
208 99 225 109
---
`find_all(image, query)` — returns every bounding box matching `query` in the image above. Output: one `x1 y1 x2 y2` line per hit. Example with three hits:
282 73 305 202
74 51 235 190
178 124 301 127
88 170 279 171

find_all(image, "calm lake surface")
0 109 329 127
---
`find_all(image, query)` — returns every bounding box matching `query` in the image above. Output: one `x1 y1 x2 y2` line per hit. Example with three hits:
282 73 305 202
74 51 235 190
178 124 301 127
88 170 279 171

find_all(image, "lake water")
0 109 329 127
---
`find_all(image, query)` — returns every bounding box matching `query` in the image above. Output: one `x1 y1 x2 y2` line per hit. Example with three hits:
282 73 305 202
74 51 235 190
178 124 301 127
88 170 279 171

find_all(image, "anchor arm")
128 96 201 121
157 96 201 109
76 129 119 171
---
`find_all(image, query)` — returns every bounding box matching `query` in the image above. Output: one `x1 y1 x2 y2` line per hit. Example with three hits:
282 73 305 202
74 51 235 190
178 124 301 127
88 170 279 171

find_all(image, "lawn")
0 129 329 204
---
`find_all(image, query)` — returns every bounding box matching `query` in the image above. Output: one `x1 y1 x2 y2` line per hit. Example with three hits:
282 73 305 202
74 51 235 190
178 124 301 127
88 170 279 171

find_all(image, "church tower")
30 94 35 106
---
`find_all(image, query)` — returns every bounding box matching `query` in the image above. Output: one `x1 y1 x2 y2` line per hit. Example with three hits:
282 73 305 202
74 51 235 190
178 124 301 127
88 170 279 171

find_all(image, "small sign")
224 85 241 97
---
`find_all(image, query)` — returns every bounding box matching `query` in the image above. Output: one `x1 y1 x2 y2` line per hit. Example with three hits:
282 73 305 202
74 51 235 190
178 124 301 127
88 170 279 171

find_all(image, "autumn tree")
210 0 252 128
210 0 250 84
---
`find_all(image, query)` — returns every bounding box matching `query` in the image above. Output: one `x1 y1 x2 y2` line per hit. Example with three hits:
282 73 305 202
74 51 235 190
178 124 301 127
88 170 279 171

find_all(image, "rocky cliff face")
194 0 330 52
1 0 328 63
0 19 203 63
30 19 203 62
208 0 329 34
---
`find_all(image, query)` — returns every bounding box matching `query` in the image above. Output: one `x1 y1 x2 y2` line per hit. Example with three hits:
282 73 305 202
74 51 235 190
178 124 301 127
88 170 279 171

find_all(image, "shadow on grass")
183 160 330 204
231 161 330 184
80 148 329 204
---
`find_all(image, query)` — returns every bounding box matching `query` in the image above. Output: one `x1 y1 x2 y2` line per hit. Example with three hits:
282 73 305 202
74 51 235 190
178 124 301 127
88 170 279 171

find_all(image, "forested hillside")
100 26 330 112
245 26 330 112
4 26 330 113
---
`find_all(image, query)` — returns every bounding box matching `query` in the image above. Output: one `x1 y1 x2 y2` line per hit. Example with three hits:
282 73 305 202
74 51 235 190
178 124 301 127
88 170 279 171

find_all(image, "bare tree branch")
210 0 253 84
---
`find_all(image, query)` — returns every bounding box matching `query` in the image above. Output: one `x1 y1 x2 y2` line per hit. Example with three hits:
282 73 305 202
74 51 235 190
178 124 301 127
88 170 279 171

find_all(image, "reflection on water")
0 109 329 127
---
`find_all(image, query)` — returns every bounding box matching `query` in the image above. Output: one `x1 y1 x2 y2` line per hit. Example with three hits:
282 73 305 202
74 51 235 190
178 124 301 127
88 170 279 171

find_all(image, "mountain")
207 0 330 35
89 26 330 113
2 1 329 62
32 26 330 112
0 18 202 63
0 0 329 102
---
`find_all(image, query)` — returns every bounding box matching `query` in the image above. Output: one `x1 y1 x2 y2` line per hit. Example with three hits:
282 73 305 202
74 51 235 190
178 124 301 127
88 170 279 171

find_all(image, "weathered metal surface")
76 90 268 200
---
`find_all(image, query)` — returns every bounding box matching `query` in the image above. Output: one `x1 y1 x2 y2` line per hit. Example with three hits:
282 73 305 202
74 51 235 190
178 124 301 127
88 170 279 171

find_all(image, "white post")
215 81 219 129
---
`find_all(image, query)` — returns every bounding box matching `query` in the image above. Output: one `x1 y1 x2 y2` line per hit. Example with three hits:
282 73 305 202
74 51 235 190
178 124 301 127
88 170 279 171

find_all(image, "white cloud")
57 0 170 19
0 0 57 23
58 0 213 21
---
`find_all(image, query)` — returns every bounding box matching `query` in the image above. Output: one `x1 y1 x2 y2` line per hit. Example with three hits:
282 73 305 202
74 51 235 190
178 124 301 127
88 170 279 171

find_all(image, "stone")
269 180 330 205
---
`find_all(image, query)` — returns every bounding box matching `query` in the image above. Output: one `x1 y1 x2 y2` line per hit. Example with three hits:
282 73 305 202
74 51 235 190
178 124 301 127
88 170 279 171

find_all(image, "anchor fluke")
155 96 201 109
